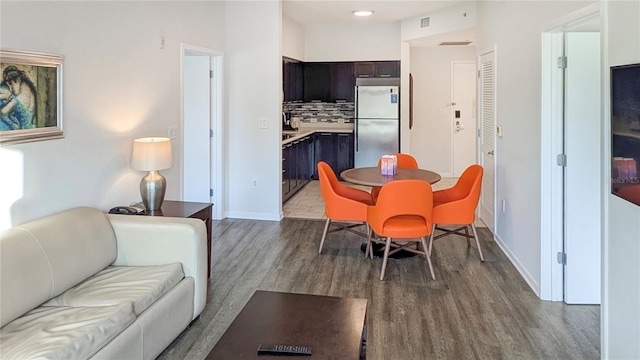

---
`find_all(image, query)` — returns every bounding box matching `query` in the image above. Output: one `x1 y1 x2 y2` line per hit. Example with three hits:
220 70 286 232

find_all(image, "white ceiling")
282 0 476 47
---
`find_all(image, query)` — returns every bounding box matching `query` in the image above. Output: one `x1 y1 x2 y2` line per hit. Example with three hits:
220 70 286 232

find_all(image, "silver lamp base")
140 170 166 211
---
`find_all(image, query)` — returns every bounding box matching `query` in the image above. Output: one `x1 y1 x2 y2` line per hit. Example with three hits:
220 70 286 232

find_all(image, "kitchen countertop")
282 125 354 144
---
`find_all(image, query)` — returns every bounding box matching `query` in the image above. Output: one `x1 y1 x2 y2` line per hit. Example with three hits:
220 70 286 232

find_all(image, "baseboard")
493 233 541 298
224 210 281 221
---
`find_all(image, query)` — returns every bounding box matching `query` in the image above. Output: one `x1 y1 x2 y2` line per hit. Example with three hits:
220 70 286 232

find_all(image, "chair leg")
365 226 372 258
428 223 436 255
420 236 435 280
379 237 392 280
471 223 485 262
464 225 471 246
318 218 331 254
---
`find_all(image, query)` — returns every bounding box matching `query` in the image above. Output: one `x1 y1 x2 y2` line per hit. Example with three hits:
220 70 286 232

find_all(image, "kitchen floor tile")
283 179 486 227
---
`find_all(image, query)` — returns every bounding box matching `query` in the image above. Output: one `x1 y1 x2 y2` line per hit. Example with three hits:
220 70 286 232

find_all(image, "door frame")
540 3 601 301
180 43 225 220
450 60 477 178
477 47 497 234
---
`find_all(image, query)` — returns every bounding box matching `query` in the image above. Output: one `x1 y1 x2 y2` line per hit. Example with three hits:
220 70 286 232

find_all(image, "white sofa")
0 207 207 360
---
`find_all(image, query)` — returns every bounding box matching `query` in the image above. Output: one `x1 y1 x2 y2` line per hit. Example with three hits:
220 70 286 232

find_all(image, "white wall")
409 46 476 176
401 1 477 42
224 1 282 220
604 2 640 358
304 23 401 61
0 1 224 230
283 15 305 61
475 0 594 295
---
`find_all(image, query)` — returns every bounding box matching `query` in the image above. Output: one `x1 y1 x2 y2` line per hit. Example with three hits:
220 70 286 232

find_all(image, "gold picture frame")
0 49 64 146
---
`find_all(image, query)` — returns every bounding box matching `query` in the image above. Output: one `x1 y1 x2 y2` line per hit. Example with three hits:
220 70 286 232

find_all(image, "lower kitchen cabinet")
283 131 354 203
283 136 314 203
313 132 354 180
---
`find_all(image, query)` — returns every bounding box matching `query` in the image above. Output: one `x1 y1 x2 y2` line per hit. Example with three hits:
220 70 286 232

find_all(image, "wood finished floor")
157 218 600 360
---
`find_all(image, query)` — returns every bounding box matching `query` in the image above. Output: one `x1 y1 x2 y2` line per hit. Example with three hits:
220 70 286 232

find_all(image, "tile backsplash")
283 101 354 124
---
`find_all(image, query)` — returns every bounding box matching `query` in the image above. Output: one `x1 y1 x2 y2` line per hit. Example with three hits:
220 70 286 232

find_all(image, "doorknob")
488 150 494 155
455 121 464 131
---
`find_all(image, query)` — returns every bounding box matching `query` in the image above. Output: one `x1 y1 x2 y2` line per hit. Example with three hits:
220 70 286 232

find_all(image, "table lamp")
131 137 173 211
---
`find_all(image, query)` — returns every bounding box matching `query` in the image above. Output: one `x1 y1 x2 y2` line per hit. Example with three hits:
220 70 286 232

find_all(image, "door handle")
488 150 494 155
455 121 464 131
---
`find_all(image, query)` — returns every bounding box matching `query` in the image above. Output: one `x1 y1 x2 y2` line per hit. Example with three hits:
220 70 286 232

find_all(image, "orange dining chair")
366 179 435 280
317 161 375 254
371 153 419 200
428 164 485 261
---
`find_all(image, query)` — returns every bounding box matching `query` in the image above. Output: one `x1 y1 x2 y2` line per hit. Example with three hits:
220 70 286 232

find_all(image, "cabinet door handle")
379 74 392 78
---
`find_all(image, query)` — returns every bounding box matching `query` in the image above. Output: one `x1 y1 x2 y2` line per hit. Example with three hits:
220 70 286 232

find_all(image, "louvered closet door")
479 51 496 232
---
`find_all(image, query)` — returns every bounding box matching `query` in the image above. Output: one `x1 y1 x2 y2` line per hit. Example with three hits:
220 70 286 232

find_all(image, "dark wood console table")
144 200 213 278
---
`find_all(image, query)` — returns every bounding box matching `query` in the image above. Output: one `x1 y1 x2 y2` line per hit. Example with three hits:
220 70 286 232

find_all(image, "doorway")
540 4 601 303
181 44 224 220
451 61 477 177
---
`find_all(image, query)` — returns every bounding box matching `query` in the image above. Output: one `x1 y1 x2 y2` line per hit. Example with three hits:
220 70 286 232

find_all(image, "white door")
478 51 496 233
452 61 477 177
563 32 601 304
183 55 211 203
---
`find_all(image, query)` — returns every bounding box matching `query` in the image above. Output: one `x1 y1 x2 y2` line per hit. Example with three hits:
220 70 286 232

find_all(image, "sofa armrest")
105 214 207 320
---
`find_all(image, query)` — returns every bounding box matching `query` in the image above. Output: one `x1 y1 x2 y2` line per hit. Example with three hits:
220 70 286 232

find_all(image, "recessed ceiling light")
353 10 373 17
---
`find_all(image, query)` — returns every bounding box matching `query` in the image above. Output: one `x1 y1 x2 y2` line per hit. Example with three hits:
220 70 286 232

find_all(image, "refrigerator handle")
355 86 358 152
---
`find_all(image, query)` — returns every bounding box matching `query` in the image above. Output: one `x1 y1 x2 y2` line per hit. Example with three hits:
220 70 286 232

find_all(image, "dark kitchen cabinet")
283 57 304 102
335 133 354 174
354 61 400 78
354 62 376 78
304 62 355 103
313 132 354 179
282 142 293 199
303 63 331 102
283 136 314 203
330 62 355 102
374 61 400 78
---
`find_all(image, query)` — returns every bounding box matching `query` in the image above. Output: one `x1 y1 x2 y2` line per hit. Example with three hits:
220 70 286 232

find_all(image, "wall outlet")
252 178 257 188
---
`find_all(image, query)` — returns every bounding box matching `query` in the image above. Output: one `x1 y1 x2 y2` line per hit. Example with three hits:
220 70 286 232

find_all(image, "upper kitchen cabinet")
303 62 331 102
330 62 355 102
304 62 355 103
354 61 400 78
283 57 304 102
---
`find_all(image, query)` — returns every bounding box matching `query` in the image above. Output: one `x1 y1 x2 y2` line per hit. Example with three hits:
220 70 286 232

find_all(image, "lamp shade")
131 137 173 171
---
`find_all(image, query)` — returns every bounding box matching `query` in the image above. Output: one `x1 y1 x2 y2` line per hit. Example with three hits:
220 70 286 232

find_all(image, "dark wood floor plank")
157 218 600 360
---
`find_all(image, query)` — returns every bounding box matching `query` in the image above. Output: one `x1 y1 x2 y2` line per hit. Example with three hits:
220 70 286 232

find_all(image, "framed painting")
0 49 64 146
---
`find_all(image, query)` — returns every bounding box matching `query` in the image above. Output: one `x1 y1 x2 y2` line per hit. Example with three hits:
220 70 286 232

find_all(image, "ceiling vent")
439 41 472 46
420 17 430 28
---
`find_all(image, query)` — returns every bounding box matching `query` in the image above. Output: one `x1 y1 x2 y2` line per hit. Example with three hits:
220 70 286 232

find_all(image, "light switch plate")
168 125 178 139
497 125 503 138
258 117 268 129
438 108 447 117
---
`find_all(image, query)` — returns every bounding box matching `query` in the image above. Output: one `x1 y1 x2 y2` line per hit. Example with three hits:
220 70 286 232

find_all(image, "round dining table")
340 167 441 187
339 166 442 259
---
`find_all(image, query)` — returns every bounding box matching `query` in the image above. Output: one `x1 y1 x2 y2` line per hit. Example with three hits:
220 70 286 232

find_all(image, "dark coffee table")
206 290 367 359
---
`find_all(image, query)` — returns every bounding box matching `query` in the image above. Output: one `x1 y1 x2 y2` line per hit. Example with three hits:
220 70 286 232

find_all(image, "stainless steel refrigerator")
354 78 400 168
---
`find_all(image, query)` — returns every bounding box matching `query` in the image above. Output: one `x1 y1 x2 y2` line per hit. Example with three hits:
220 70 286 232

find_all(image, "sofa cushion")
0 207 117 327
43 263 184 316
0 303 135 360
